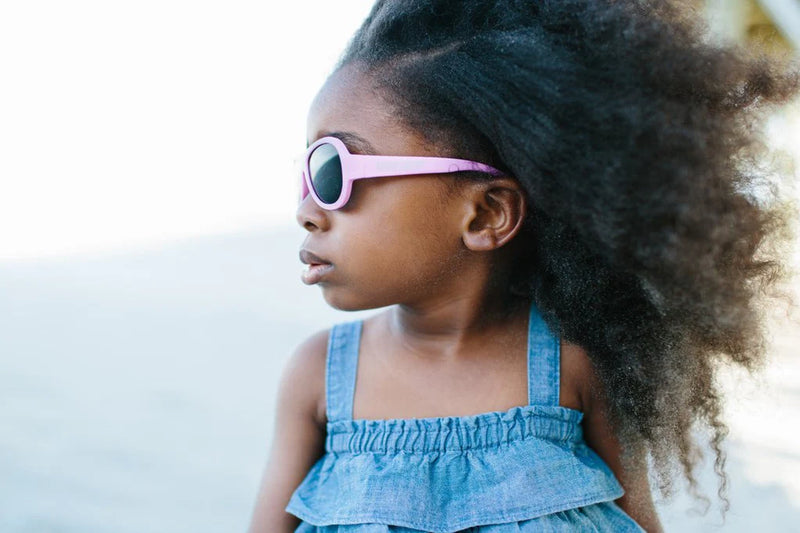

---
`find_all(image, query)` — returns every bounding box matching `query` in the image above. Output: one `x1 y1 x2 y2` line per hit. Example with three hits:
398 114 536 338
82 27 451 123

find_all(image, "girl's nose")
295 195 330 232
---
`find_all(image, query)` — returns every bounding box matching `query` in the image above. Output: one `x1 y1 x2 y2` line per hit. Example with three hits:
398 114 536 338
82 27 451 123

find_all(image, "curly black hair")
334 0 799 514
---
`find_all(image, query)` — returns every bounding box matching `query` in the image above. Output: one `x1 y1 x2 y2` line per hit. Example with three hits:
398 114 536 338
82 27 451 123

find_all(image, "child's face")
297 64 472 311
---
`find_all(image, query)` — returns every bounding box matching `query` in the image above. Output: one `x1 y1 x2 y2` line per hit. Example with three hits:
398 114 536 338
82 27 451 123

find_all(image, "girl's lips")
299 249 334 285
301 263 334 285
299 249 330 266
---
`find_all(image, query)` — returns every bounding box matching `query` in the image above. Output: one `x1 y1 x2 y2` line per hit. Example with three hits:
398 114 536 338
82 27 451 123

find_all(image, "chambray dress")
286 303 645 532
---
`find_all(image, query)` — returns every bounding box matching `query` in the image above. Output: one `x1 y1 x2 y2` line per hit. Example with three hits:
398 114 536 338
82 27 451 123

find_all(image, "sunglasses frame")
299 136 504 210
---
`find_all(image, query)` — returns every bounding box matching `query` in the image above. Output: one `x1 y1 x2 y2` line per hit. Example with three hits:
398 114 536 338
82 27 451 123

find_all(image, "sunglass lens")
309 143 342 204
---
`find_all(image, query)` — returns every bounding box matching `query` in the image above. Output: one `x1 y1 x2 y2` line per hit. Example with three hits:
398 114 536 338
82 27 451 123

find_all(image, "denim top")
285 303 625 532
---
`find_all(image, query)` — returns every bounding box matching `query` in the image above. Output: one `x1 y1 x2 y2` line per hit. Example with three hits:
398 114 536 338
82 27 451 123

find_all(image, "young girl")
249 1 798 531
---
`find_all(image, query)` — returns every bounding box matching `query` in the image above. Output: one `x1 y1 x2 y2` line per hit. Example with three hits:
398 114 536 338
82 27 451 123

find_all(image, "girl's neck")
385 293 531 363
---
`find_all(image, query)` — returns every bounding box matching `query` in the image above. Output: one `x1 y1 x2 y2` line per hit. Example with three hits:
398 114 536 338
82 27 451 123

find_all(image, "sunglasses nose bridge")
293 153 309 202
299 171 310 202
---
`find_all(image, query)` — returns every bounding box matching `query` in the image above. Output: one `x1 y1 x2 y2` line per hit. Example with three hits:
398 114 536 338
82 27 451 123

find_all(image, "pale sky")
0 1 375 261
1 2 797 262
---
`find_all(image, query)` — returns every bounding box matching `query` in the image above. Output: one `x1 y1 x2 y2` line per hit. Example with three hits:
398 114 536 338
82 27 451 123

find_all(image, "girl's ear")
461 178 527 252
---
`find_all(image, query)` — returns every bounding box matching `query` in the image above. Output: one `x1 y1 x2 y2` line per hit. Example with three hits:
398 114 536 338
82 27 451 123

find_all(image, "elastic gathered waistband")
325 404 584 454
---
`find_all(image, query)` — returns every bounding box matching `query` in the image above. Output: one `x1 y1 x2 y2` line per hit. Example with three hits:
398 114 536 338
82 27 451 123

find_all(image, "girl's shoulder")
286 313 385 428
285 327 331 429
560 339 598 413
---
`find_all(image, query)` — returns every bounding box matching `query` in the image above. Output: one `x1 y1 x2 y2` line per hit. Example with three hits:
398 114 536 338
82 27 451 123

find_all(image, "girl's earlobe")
463 228 499 251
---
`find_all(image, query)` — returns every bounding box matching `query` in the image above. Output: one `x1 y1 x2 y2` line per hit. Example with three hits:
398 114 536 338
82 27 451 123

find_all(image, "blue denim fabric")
286 303 645 532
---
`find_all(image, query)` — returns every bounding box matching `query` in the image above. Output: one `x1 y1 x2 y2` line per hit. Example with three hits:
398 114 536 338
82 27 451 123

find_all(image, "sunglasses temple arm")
352 155 503 179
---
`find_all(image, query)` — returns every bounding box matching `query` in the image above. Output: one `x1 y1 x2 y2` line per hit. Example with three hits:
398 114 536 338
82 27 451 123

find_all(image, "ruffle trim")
289 489 626 533
287 433 624 532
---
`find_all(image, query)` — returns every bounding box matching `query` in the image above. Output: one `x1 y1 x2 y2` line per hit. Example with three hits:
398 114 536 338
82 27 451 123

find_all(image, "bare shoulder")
282 328 330 427
564 340 665 532
559 339 598 412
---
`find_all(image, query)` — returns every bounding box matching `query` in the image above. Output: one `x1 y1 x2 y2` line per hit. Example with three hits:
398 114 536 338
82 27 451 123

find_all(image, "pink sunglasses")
298 136 504 210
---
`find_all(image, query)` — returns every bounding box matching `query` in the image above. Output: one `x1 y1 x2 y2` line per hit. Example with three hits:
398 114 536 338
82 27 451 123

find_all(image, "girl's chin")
320 288 390 312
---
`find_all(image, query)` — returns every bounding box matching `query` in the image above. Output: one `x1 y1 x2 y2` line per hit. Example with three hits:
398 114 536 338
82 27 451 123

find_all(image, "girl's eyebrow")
311 131 377 155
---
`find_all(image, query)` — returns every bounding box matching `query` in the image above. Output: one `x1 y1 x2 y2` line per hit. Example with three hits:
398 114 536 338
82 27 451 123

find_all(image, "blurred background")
0 1 797 531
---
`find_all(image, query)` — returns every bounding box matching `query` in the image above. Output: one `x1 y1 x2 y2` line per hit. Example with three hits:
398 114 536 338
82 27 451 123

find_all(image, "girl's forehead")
306 65 434 157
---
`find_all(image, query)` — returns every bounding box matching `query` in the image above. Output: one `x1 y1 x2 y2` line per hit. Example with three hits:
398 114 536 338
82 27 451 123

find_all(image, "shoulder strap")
527 302 561 407
325 320 363 422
